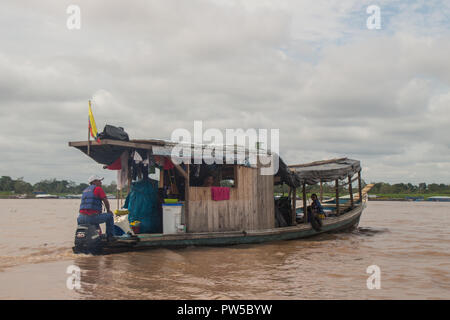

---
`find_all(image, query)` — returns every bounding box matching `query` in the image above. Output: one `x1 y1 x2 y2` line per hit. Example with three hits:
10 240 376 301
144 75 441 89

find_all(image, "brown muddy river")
0 200 448 299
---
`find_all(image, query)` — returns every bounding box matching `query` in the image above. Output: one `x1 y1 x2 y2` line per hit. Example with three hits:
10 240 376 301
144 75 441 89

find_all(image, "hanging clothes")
117 151 129 190
142 151 151 177
133 150 143 162
154 155 165 168
194 164 201 177
130 150 140 181
211 187 230 201
148 157 156 174
123 178 160 233
163 157 174 170
106 156 122 170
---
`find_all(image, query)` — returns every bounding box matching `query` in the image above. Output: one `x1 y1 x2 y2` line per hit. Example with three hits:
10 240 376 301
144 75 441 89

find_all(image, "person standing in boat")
77 175 115 240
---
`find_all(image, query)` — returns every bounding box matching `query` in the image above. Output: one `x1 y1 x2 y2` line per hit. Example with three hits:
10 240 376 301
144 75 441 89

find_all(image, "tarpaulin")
123 178 161 233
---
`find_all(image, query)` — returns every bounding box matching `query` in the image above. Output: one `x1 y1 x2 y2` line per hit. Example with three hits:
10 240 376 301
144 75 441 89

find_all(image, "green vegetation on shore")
274 181 450 200
2 176 450 200
369 182 450 194
367 182 450 200
0 176 118 198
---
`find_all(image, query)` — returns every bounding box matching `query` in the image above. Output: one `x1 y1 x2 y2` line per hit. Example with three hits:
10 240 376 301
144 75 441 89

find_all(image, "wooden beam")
185 164 190 232
234 165 238 189
292 188 297 225
159 168 164 188
358 170 362 202
289 157 348 168
335 179 340 215
116 189 119 211
69 139 154 150
302 183 307 224
348 175 353 208
87 116 91 156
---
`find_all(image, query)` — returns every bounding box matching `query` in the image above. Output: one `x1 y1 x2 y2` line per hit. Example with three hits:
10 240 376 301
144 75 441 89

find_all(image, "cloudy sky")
1 0 449 184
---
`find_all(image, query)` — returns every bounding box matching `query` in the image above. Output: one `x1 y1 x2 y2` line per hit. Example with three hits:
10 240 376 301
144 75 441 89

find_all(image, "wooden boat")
68 138 371 254
35 194 59 199
99 204 365 253
427 196 450 202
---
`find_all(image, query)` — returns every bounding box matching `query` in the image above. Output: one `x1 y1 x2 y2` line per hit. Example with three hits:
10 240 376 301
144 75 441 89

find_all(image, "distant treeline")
2 175 449 196
368 182 450 194
275 181 450 195
0 176 118 195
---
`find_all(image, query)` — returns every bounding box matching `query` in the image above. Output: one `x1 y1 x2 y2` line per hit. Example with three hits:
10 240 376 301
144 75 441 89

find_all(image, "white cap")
88 175 104 184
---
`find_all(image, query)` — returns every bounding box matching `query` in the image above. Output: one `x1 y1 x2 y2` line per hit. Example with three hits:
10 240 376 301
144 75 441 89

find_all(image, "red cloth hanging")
163 158 175 170
106 156 122 170
211 187 230 201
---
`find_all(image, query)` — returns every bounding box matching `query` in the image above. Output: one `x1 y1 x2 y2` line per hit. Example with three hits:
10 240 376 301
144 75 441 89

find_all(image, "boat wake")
0 246 78 272
352 227 390 237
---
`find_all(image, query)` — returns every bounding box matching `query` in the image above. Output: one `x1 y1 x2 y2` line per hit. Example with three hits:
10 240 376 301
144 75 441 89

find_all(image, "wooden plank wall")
186 166 274 232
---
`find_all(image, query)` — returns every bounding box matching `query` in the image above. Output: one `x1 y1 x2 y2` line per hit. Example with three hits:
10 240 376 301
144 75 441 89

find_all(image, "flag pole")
88 100 91 156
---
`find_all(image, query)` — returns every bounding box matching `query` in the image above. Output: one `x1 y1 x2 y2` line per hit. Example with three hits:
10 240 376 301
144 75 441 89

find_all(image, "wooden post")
159 167 164 188
358 170 362 203
335 179 340 215
127 175 131 195
348 175 353 208
87 115 91 156
320 180 323 201
288 187 292 224
116 189 119 211
185 164 189 232
292 188 297 225
302 182 307 223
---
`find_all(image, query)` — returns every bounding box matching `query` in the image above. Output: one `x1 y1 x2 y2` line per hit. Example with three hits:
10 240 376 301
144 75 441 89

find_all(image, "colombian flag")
88 101 100 143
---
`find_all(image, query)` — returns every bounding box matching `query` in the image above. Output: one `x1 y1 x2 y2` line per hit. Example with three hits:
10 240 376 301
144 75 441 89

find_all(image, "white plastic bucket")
163 204 183 234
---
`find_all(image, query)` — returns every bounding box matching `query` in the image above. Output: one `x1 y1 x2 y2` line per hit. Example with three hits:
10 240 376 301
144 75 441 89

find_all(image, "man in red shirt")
77 175 115 240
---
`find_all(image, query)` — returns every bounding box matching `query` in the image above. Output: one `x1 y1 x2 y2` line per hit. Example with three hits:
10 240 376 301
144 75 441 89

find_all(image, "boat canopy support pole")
292 188 296 225
335 179 340 215
87 115 91 156
348 175 353 208
288 187 292 223
302 182 307 224
185 164 190 232
358 170 362 203
116 189 119 211
159 168 164 188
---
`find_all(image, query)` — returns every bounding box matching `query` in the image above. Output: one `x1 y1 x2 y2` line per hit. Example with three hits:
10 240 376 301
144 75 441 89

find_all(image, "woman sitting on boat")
311 194 326 219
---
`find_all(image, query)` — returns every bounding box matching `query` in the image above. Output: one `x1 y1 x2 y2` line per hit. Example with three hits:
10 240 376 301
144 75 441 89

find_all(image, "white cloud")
0 0 449 184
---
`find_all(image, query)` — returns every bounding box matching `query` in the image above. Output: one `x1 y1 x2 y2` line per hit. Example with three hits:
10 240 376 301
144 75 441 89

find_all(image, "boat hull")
94 204 364 254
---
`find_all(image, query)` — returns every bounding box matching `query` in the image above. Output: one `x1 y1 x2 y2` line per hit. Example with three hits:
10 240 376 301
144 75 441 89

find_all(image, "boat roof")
68 139 360 187
289 158 361 184
68 138 271 166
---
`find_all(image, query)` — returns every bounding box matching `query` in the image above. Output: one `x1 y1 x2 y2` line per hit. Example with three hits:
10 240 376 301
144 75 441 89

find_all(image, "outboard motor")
73 224 103 254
